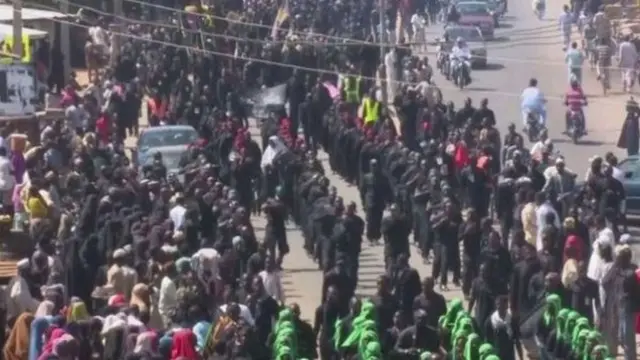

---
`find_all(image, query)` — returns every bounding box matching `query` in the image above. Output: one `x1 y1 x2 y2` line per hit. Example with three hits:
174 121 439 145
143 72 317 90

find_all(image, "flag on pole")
271 0 290 39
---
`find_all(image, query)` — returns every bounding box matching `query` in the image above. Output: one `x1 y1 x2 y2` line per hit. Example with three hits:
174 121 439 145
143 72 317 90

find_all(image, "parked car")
456 1 495 39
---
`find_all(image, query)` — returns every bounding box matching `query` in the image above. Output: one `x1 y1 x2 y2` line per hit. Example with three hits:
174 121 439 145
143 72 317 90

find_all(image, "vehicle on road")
465 0 505 26
131 125 198 179
442 25 488 68
564 109 586 144
525 111 545 142
613 156 640 215
456 1 495 39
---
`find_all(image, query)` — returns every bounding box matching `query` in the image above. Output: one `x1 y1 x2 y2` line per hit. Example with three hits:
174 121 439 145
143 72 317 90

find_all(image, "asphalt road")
113 0 636 335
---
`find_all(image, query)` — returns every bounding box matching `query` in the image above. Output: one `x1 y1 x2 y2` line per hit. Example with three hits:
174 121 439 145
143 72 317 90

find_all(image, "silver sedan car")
132 125 198 179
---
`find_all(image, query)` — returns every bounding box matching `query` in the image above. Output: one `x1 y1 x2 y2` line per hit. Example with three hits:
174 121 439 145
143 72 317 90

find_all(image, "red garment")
96 113 110 145
39 328 67 360
454 143 470 170
171 329 198 360
563 235 584 263
565 86 586 111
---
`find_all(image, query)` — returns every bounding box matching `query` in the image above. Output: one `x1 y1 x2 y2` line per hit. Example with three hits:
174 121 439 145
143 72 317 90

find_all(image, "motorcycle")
565 109 586 144
525 111 545 142
453 57 471 89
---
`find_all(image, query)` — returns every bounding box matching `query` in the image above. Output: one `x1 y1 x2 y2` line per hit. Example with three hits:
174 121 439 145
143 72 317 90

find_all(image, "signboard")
0 63 37 116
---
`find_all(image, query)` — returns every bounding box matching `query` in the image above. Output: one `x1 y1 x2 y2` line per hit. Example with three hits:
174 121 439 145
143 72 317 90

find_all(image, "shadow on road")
480 63 504 71
550 138 611 146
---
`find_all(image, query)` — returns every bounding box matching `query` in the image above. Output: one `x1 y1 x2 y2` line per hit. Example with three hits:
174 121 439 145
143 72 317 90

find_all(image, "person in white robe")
587 219 615 281
260 136 288 170
5 259 39 320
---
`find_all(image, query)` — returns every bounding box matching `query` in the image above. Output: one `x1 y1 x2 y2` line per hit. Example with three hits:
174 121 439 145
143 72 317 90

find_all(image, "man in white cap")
543 157 576 195
5 258 39 320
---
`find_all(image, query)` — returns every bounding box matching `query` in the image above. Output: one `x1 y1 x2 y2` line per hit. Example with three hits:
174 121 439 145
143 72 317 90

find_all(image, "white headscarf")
35 300 55 317
260 136 287 170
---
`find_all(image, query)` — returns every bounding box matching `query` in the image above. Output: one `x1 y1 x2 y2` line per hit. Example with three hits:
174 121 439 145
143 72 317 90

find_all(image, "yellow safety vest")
344 76 360 103
0 34 31 64
363 98 380 124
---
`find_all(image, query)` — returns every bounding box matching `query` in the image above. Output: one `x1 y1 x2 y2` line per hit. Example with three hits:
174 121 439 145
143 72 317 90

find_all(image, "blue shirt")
565 49 584 69
521 87 545 111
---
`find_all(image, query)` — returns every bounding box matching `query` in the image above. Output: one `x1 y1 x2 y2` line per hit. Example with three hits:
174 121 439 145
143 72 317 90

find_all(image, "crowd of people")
0 0 639 359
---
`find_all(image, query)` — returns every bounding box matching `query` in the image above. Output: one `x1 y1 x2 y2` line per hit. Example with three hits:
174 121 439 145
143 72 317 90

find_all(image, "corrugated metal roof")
0 5 69 21
0 23 48 37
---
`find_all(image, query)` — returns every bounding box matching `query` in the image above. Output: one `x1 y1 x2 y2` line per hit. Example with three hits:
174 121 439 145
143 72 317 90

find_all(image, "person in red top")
564 78 588 134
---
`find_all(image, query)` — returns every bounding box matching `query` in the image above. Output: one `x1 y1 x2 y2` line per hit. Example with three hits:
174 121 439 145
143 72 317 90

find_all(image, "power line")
119 0 576 67
20 3 631 105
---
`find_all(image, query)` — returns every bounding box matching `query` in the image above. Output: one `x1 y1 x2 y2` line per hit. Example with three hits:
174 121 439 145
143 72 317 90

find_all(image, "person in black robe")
360 159 390 244
395 310 442 356
289 303 318 360
246 275 280 346
383 310 409 359
412 276 447 329
460 209 482 297
617 98 640 156
390 254 422 318
483 295 524 360
382 204 412 270
314 286 347 360
322 259 354 308
510 244 542 319
371 275 400 334
468 263 496 334
569 261 600 323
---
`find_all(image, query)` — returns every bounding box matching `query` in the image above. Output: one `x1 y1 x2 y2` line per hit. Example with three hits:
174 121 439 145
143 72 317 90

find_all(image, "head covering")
171 329 198 360
564 311 580 341
17 258 29 270
420 351 433 360
35 301 56 317
478 343 495 360
451 329 467 360
4 313 34 360
133 331 157 354
464 333 481 360
556 309 570 341
582 331 601 360
571 318 590 345
590 344 609 360
113 249 127 259
544 294 561 326
176 257 191 273
108 294 127 307
341 300 376 349
158 335 173 359
66 301 89 322
439 299 464 330
29 317 51 360
364 341 381 359
37 327 67 360
452 316 474 338
573 329 590 355
130 283 150 313
192 321 211 352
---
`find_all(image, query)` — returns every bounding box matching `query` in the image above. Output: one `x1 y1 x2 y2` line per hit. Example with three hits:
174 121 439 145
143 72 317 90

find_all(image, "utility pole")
12 0 22 60
379 0 388 104
59 0 70 80
110 0 124 67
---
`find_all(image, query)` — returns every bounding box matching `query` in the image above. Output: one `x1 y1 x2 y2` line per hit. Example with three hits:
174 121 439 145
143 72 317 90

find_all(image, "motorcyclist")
449 37 471 84
520 78 546 129
564 77 588 133
447 4 460 23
